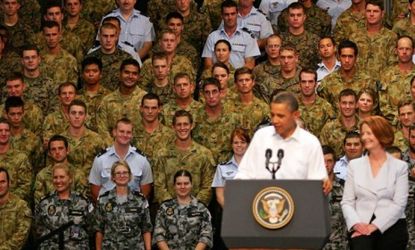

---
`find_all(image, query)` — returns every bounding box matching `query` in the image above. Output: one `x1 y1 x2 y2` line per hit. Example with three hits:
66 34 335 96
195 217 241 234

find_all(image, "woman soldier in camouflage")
35 163 91 249
153 170 213 249
94 160 152 250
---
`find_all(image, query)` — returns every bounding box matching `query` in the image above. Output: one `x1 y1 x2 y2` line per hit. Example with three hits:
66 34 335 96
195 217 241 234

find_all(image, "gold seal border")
252 186 295 229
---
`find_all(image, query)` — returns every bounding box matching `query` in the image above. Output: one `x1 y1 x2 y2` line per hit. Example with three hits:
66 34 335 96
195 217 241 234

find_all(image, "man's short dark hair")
322 145 336 160
338 88 357 102
82 57 103 72
221 0 237 12
270 91 299 112
202 77 221 91
21 44 39 57
42 20 60 32
141 93 161 107
120 58 140 72
165 11 184 23
48 134 69 151
5 96 24 113
173 110 193 125
365 0 384 10
338 40 358 56
343 130 361 145
68 99 87 113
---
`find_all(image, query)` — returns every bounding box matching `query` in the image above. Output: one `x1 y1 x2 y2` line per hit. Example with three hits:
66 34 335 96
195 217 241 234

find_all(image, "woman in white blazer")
341 116 409 250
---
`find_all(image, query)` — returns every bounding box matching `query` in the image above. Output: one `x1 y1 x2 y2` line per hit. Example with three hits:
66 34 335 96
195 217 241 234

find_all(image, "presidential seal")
252 186 294 229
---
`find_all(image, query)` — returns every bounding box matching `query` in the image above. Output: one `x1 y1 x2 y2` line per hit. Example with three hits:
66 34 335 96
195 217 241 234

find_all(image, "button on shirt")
211 156 239 187
202 27 260 69
317 60 341 83
235 125 327 180
89 145 153 196
102 9 155 52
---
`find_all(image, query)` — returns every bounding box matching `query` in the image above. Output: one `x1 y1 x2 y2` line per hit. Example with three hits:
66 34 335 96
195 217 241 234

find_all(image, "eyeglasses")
114 171 129 177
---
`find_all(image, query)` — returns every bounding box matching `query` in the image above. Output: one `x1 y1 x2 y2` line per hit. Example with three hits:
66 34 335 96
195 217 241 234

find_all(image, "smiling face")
111 163 131 186
360 123 382 151
173 115 192 141
53 167 72 195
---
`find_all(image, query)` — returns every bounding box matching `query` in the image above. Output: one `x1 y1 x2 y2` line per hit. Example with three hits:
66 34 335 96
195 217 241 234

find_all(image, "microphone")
265 149 272 172
276 149 284 173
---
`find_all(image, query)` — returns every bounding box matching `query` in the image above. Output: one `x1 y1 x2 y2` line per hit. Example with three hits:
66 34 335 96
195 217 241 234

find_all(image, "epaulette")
99 190 111 198
160 198 174 205
96 148 109 158
39 191 55 203
257 8 270 20
218 160 232 166
134 146 148 158
132 190 145 198
241 27 255 39
122 41 134 48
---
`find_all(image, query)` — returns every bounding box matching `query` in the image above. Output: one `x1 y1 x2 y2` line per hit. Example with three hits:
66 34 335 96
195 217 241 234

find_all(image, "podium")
221 180 330 249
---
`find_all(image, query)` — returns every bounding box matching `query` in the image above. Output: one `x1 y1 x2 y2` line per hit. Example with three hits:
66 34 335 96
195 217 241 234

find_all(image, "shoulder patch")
96 148 109 158
134 146 148 158
241 27 255 39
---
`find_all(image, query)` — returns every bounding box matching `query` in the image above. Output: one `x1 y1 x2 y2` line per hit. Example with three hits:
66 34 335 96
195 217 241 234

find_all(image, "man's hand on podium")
322 178 332 195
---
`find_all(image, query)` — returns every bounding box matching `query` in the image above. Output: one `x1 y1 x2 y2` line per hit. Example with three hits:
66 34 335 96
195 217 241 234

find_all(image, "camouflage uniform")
78 85 111 132
0 193 32 250
0 19 34 54
132 121 175 163
349 27 398 80
279 30 320 69
401 151 415 250
0 149 32 201
394 129 409 153
18 0 41 30
34 162 85 204
334 8 366 43
153 141 215 205
181 5 212 53
317 69 374 114
153 197 213 249
298 96 335 138
192 107 242 163
10 128 44 174
63 19 96 54
152 40 200 70
320 116 360 157
40 49 79 86
61 128 107 196
81 0 116 26
379 65 415 125
139 55 196 90
96 86 147 140
0 52 20 90
161 99 203 127
278 4 332 37
42 108 69 144
322 177 348 250
22 73 56 116
147 0 176 31
200 0 225 29
145 81 176 105
391 0 409 25
85 48 133 91
254 64 301 103
393 17 415 39
32 30 84 64
224 96 269 136
93 188 153 249
35 191 91 250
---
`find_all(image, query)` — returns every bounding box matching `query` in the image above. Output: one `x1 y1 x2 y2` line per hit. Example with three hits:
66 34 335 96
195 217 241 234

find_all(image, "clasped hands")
351 223 378 238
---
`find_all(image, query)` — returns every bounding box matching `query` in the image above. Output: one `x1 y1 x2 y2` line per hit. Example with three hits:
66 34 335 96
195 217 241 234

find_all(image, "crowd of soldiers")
1 0 415 248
